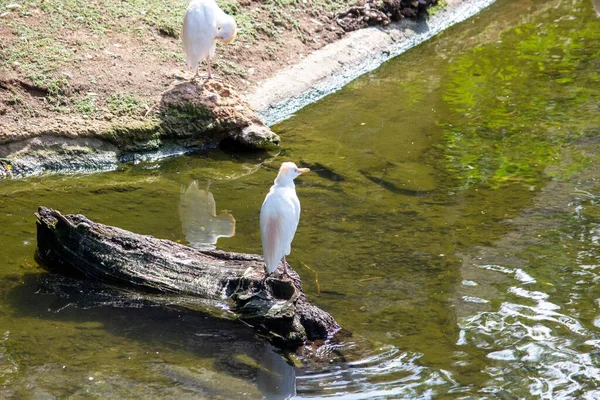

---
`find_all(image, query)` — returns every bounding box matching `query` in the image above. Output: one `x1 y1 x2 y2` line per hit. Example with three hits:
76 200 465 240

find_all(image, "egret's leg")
205 58 223 80
259 268 270 291
283 255 288 277
193 66 199 79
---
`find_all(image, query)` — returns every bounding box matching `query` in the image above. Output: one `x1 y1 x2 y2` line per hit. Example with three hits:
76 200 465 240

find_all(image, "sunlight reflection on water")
296 346 454 399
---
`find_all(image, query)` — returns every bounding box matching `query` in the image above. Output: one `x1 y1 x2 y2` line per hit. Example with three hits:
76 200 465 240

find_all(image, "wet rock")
301 162 345 182
360 161 437 195
0 136 118 177
237 124 281 148
336 0 438 32
155 80 280 150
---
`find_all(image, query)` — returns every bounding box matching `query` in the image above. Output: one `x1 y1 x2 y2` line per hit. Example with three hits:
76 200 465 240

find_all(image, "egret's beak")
222 27 237 44
215 25 237 44
297 168 310 174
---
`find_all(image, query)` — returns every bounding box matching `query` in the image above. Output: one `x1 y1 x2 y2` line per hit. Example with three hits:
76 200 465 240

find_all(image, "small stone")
171 70 186 80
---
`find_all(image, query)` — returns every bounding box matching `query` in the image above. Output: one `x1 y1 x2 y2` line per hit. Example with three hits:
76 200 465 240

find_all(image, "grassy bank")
0 0 352 125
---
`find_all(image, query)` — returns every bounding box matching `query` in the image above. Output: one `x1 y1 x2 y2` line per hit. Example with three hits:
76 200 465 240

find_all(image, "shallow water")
1 0 600 398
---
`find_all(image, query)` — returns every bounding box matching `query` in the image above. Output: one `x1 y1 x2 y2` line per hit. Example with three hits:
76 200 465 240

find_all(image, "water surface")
1 0 600 398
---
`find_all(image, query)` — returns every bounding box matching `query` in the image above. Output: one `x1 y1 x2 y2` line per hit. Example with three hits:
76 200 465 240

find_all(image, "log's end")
35 206 56 228
36 206 79 227
228 273 342 348
35 206 87 278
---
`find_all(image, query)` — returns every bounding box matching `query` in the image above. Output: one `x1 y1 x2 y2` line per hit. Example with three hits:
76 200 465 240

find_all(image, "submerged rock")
0 136 119 177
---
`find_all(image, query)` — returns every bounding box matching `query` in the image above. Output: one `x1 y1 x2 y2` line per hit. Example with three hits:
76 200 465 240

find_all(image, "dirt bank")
0 0 492 177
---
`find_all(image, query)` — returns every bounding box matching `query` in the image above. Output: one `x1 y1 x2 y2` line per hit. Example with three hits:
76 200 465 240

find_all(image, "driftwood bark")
35 206 341 348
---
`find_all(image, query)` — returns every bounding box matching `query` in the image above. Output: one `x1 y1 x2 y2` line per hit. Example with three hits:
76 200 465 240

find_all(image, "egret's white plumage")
181 0 237 79
260 162 310 276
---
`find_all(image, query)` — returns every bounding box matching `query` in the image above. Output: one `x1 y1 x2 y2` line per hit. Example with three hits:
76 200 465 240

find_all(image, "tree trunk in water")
35 206 341 348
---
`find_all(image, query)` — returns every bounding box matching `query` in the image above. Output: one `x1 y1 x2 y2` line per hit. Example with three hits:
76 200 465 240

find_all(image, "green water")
2 0 600 397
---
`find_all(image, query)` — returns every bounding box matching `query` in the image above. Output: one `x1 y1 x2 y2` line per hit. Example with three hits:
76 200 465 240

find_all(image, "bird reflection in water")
179 183 296 398
179 181 235 250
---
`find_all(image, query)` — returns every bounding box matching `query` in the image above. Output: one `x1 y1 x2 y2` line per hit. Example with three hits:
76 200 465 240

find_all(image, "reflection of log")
35 206 341 348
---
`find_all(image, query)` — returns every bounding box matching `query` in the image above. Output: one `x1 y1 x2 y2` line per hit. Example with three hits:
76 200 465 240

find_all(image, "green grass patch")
107 93 143 116
429 0 448 15
215 60 247 78
6 96 23 106
2 0 352 80
5 21 76 85
73 94 97 116
141 45 184 62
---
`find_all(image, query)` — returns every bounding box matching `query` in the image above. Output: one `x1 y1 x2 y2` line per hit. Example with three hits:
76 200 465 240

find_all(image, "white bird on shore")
260 162 310 277
181 0 237 79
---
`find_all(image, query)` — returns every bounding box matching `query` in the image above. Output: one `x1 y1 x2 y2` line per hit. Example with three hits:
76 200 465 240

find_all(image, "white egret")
181 0 237 79
260 162 310 277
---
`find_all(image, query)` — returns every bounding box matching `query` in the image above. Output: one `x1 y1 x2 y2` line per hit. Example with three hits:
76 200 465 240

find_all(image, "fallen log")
35 206 341 348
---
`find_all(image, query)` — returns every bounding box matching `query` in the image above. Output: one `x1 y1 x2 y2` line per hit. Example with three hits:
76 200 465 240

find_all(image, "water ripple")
296 346 456 399
458 264 600 396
